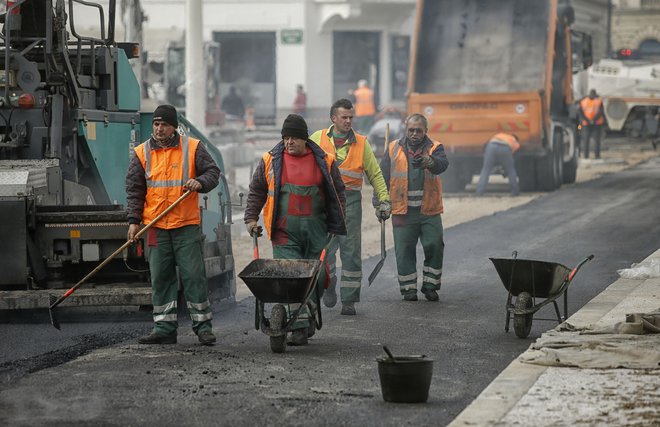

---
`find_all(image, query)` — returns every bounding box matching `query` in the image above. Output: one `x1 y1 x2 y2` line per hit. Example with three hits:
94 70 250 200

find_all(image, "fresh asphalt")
1 154 659 426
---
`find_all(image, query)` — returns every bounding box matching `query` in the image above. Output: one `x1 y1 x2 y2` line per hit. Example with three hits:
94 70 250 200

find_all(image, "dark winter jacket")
125 133 220 224
244 140 347 236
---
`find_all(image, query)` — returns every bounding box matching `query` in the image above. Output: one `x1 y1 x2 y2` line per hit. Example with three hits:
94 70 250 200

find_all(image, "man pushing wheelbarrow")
243 114 346 349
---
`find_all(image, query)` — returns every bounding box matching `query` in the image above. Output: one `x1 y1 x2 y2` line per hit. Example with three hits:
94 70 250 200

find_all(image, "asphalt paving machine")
0 0 236 310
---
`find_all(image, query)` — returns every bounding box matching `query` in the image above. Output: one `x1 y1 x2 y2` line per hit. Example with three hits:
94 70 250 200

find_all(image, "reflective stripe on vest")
135 135 200 229
580 97 604 125
354 87 376 117
490 133 520 153
261 152 334 238
388 139 444 216
318 129 366 191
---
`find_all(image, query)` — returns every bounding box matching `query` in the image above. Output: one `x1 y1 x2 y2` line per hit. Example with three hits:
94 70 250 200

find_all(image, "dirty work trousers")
392 209 444 295
476 142 519 196
272 183 329 330
326 190 362 303
581 124 603 159
148 225 212 336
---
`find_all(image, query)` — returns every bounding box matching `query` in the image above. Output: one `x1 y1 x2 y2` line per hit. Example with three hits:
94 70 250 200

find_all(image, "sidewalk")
449 249 660 426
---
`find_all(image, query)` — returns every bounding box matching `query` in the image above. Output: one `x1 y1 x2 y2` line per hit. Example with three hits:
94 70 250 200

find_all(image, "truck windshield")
414 0 549 94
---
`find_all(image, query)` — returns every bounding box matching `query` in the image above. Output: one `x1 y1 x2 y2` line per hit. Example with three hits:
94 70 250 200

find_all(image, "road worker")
310 98 391 316
379 113 449 302
578 89 605 159
350 79 376 133
476 133 521 196
244 114 347 346
126 104 220 345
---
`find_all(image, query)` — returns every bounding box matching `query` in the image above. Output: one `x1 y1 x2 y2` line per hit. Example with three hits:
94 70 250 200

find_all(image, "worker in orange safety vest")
578 89 605 159
350 79 376 133
476 133 521 196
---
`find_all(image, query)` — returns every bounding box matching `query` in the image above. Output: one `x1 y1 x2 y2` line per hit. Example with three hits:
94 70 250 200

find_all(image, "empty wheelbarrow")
490 252 594 338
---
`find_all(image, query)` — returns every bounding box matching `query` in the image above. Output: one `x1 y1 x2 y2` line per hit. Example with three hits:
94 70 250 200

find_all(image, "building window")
391 35 410 100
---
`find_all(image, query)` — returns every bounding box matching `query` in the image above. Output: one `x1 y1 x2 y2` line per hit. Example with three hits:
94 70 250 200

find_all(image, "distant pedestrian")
350 79 376 134
244 114 347 346
126 104 220 346
578 89 605 159
221 86 245 119
293 84 307 117
476 133 520 197
379 113 449 302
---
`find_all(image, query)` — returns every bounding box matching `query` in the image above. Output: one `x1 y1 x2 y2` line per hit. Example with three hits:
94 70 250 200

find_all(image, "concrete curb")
448 249 660 426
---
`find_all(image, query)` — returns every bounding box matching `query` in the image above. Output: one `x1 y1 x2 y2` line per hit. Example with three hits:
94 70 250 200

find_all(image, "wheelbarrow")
490 252 594 338
238 235 333 353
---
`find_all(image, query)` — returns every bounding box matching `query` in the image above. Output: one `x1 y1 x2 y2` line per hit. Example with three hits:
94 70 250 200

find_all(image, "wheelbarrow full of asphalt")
490 252 594 338
238 236 332 353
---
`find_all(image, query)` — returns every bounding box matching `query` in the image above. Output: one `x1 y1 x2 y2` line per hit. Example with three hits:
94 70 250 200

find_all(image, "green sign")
281 29 303 45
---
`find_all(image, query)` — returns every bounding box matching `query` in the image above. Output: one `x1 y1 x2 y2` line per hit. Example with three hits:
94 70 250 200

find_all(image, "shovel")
48 190 193 329
368 219 386 286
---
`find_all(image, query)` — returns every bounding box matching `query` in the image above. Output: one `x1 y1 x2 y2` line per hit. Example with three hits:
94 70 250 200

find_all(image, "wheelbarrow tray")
490 258 571 299
238 258 321 304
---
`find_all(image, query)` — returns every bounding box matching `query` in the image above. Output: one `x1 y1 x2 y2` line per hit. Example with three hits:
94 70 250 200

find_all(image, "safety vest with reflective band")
354 87 376 117
134 135 200 229
388 139 444 216
261 151 334 238
580 97 604 125
318 130 366 191
490 133 520 153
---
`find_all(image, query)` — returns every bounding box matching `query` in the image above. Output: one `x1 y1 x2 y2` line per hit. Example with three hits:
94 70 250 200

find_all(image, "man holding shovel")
126 104 220 345
244 114 346 346
310 98 391 316
379 113 448 302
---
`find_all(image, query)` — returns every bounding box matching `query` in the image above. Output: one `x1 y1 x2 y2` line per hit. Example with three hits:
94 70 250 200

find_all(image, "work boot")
422 289 439 302
341 302 356 316
403 293 418 302
288 328 308 346
198 331 216 346
138 331 177 345
323 289 337 308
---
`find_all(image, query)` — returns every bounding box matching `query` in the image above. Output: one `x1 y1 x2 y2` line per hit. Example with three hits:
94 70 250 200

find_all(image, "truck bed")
414 0 550 94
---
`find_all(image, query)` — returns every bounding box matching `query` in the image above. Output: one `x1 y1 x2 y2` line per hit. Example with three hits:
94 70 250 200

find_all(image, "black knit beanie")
153 104 179 128
281 114 308 140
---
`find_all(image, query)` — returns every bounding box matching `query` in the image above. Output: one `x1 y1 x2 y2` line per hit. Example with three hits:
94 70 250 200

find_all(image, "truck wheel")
536 131 563 191
513 292 534 339
563 152 578 184
442 167 469 192
269 304 287 353
553 131 564 189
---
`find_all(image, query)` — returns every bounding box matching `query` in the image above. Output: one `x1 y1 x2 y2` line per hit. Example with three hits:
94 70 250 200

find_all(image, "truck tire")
563 152 578 184
442 166 469 193
536 130 563 191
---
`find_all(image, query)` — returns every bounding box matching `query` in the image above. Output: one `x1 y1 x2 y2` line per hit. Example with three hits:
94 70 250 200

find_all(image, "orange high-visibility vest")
388 139 444 216
490 133 520 153
318 130 366 191
354 87 375 117
580 97 604 125
134 135 200 229
262 151 334 239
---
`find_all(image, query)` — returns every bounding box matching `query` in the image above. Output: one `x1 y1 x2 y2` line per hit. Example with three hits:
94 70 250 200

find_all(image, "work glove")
412 155 435 170
246 220 263 237
375 201 391 221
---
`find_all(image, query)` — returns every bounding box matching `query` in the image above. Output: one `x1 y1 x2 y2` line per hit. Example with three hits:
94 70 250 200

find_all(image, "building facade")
612 0 660 54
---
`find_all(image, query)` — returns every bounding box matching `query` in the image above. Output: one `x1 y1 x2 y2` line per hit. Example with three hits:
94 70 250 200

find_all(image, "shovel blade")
368 259 385 286
48 295 61 330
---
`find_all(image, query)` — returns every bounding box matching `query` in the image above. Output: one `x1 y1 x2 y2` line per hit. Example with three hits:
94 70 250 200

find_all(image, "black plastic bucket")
377 356 434 403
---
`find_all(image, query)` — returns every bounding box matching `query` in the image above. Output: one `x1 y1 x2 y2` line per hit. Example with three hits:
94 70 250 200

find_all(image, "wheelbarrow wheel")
269 304 287 353
513 292 534 338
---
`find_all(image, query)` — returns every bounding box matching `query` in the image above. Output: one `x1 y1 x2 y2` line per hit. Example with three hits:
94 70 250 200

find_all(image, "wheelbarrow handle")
568 254 595 282
252 234 259 260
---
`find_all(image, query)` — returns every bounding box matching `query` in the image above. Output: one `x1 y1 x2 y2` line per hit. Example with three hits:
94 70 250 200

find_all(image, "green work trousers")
272 183 329 330
327 190 362 303
148 225 212 336
392 209 444 295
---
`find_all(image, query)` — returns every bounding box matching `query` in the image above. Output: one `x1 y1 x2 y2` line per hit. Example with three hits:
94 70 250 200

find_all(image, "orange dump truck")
407 0 590 192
